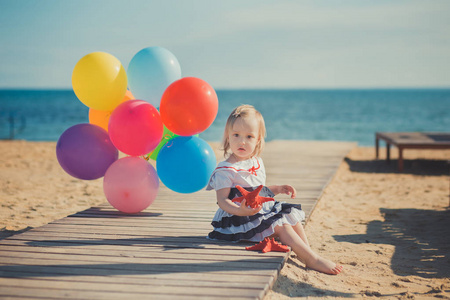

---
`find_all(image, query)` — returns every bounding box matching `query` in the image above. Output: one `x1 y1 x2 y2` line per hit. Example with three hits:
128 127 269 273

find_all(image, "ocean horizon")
1 88 449 146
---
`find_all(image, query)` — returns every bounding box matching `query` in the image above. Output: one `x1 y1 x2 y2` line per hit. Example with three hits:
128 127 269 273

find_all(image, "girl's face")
228 116 260 161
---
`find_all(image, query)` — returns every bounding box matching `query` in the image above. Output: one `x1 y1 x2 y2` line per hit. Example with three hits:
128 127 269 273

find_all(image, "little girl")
206 104 343 275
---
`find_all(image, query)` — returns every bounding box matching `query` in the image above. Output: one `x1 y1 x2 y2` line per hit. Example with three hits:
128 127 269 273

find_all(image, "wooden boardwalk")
0 141 355 300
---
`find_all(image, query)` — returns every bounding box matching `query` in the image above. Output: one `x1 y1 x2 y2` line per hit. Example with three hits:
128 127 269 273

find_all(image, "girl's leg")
292 222 310 248
274 224 343 275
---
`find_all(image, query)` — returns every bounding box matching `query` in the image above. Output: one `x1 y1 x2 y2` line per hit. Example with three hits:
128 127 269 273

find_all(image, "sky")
0 0 449 89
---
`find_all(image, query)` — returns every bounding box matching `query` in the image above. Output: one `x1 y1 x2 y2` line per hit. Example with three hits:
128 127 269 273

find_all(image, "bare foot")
306 256 343 275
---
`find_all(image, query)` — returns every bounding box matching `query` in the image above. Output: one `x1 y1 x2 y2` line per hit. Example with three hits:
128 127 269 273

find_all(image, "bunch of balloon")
57 51 161 214
57 47 219 214
156 77 219 194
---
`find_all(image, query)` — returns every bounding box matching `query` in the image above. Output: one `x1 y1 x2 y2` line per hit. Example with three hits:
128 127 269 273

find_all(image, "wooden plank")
0 251 285 267
0 277 266 295
0 141 355 300
0 260 281 277
0 269 270 286
49 216 212 225
26 225 212 235
4 235 245 251
0 272 269 289
0 285 259 299
0 244 287 260
0 262 276 282
0 258 280 279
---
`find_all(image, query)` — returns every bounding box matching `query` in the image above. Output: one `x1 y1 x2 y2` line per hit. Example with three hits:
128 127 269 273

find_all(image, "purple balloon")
56 123 118 180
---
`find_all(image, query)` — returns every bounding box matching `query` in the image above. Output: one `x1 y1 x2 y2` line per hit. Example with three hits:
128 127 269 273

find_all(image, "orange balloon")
123 90 135 101
89 109 112 132
160 77 218 136
89 90 135 132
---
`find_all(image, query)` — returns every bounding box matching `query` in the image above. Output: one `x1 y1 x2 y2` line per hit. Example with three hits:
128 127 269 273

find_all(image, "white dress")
206 157 305 242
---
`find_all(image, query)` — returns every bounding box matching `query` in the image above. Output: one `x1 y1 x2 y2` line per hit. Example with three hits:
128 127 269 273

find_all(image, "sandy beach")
1 140 449 299
267 146 450 299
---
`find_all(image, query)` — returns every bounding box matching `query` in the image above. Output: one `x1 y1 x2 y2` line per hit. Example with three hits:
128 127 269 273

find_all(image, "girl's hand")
216 188 262 216
280 185 297 199
237 199 262 216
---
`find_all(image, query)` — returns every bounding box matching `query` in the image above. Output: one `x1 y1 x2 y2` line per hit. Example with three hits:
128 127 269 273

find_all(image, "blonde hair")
221 104 266 158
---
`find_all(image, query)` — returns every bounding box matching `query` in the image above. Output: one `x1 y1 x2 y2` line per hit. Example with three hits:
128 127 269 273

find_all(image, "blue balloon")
127 47 181 108
56 123 118 180
157 136 216 193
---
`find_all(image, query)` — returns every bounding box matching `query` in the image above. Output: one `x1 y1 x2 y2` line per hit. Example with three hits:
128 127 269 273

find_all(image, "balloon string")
141 135 174 161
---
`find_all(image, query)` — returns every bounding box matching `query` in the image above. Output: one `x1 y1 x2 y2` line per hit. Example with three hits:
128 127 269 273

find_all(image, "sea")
0 89 449 146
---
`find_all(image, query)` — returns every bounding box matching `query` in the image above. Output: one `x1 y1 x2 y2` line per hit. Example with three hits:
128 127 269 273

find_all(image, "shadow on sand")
0 208 164 241
0 227 33 241
0 257 280 278
334 207 450 278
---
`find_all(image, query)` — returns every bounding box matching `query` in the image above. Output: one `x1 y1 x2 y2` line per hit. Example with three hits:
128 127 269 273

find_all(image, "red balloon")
160 77 218 136
109 100 163 156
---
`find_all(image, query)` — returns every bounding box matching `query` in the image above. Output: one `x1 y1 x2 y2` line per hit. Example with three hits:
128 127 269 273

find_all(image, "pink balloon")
103 157 159 213
108 100 163 156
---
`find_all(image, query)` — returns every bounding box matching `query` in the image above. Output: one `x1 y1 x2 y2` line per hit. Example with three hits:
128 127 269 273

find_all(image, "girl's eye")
247 135 254 139
233 133 239 137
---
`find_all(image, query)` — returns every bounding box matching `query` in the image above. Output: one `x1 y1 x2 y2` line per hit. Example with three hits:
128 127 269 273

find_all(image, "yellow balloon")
72 52 128 111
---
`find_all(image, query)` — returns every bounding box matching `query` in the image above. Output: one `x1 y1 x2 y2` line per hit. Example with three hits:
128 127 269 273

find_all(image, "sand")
0 141 106 237
1 140 449 299
267 147 450 299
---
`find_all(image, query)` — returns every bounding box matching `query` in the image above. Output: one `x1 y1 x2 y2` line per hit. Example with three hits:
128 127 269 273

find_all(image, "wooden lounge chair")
375 132 450 172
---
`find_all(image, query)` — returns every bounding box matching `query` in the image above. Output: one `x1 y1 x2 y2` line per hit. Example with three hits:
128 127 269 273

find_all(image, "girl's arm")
216 188 262 216
268 185 297 199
